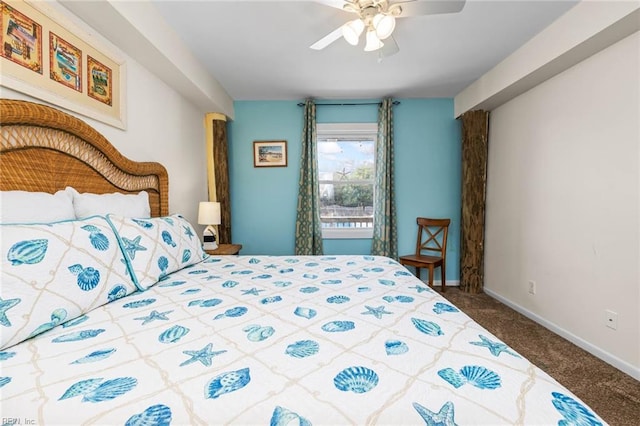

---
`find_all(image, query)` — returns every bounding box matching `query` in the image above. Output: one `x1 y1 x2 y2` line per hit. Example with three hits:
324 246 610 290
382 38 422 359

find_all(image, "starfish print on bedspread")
413 401 457 426
134 310 174 325
180 343 227 367
242 288 265 296
361 305 393 319
469 334 520 358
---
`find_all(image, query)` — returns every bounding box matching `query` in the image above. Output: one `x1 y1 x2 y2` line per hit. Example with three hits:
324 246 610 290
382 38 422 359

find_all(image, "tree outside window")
317 123 377 239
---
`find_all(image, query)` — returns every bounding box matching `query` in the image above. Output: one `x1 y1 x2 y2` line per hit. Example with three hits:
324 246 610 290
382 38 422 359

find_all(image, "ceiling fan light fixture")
342 19 365 46
372 13 395 40
364 29 384 52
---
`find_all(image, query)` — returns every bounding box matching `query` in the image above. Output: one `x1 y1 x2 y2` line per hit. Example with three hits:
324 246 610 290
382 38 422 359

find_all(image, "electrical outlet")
605 310 618 330
528 280 536 295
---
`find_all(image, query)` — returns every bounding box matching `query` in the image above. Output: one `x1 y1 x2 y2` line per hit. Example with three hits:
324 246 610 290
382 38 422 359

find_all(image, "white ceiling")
150 0 579 101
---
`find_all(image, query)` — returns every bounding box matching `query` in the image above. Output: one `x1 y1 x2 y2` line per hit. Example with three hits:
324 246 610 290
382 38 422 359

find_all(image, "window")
317 123 377 239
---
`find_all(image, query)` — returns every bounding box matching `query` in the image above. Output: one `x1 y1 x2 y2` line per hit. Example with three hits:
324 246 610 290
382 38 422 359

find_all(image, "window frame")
316 122 378 240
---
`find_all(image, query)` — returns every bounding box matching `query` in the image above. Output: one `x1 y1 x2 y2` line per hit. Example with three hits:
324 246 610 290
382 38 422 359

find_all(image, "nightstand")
205 244 242 255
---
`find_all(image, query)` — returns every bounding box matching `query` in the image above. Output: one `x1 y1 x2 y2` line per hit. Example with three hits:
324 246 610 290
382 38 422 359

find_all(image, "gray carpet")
439 288 640 426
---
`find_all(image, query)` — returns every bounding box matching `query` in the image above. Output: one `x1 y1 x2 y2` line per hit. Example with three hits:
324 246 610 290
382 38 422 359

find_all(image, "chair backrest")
415 217 450 258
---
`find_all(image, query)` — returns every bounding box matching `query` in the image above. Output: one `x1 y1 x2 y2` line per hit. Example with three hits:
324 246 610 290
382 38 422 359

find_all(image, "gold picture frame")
49 32 81 92
253 140 287 168
87 55 112 106
0 0 125 129
0 1 42 74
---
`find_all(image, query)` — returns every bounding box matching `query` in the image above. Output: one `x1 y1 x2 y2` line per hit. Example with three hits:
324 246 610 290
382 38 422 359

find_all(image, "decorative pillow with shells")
106 214 207 291
0 216 138 350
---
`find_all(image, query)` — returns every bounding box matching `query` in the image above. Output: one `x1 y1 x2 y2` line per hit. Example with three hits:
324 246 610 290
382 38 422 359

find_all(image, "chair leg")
428 266 434 289
441 264 446 293
415 267 421 281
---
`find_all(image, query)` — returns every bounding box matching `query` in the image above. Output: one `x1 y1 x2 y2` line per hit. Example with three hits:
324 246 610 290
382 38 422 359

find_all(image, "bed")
0 99 605 425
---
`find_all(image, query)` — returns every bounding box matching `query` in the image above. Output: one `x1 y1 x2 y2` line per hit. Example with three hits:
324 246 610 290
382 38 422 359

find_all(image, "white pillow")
0 190 76 223
66 187 150 218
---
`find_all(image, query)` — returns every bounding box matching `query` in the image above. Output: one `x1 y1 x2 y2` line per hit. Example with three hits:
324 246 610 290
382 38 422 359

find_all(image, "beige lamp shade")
198 201 221 251
198 201 221 225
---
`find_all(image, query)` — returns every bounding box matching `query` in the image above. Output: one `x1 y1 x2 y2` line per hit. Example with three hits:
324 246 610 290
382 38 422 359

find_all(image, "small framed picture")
1 2 43 74
253 140 287 168
49 32 82 92
87 55 113 106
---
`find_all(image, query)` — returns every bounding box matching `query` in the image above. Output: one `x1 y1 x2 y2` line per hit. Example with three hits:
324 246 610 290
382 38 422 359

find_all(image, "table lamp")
198 201 221 250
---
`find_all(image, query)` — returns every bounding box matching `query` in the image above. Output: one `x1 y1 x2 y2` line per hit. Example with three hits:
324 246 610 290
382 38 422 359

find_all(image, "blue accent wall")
228 99 461 280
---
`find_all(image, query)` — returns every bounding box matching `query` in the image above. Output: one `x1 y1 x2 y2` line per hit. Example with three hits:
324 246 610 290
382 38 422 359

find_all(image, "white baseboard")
483 288 640 381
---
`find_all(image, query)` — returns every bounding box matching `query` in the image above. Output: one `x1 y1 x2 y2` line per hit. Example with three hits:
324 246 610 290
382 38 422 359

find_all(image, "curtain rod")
297 101 400 107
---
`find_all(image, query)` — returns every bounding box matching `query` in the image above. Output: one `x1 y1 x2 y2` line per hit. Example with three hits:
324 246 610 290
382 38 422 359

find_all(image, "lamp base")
203 242 218 251
202 225 218 251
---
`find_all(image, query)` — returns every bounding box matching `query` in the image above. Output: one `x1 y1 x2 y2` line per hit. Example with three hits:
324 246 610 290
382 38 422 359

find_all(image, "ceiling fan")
310 0 466 57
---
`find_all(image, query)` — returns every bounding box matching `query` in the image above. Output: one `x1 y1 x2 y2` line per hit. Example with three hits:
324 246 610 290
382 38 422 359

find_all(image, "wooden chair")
399 218 450 292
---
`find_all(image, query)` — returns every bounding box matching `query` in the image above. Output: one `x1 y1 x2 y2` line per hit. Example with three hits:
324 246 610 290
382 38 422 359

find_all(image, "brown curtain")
205 113 232 244
459 110 489 293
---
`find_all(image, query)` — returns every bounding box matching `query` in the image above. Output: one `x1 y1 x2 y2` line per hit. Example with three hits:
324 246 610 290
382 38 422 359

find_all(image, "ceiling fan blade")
310 26 344 50
395 0 466 17
378 35 400 61
312 0 352 11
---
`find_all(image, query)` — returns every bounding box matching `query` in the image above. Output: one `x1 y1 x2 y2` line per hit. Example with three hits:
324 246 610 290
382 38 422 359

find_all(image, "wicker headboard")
0 99 169 217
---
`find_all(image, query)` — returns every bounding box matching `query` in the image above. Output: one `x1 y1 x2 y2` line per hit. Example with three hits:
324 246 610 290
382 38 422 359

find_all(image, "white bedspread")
0 255 604 425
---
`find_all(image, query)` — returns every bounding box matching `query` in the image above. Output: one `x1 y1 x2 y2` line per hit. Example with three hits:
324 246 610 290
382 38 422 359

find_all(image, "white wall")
0 1 210 228
484 32 639 379
58 0 234 118
455 1 639 116
1 58 208 228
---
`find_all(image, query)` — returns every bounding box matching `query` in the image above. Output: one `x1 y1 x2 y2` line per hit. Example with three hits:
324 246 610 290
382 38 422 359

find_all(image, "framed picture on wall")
253 140 287 168
49 32 81 92
87 55 112 106
0 1 42 74
0 0 126 129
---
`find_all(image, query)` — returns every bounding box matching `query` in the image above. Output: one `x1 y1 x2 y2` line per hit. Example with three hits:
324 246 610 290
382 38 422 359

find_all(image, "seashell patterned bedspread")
0 255 605 425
